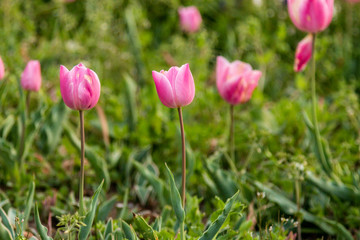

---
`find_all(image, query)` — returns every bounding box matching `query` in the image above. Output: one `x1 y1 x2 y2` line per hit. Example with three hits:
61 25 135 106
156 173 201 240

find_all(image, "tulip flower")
59 63 101 216
178 6 202 33
216 56 261 106
0 56 4 81
294 34 313 72
152 63 195 240
216 56 261 166
288 0 334 33
21 60 42 92
152 63 195 108
60 63 101 111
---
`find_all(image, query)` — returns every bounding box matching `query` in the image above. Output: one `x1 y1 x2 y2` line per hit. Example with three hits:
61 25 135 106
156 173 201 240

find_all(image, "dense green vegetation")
1 0 360 239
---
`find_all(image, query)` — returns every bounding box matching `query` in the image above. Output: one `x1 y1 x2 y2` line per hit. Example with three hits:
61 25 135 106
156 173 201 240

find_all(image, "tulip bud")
152 63 195 108
21 60 42 92
0 56 4 81
178 6 202 33
216 56 261 105
288 0 334 33
294 34 313 72
60 63 101 111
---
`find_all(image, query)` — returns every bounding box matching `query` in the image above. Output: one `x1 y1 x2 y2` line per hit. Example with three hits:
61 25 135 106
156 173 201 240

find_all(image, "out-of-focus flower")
178 6 202 33
294 34 313 72
0 56 4 80
216 56 261 105
152 63 195 108
60 63 101 111
21 60 42 92
288 0 334 33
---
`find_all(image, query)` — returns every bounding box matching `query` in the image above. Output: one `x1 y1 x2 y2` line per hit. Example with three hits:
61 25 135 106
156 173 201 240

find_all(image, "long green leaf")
78 180 104 240
34 204 52 240
165 164 185 223
199 191 239 240
121 220 137 240
133 214 158 240
21 180 35 230
0 220 12 240
306 171 360 204
0 208 14 239
97 195 117 222
253 180 352 239
104 218 113 239
124 74 137 132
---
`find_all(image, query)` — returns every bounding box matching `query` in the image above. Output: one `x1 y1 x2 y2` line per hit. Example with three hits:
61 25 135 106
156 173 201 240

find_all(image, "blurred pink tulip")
21 60 42 92
288 0 334 33
60 63 101 111
178 6 202 33
152 63 195 108
0 56 4 80
216 56 261 105
294 34 313 72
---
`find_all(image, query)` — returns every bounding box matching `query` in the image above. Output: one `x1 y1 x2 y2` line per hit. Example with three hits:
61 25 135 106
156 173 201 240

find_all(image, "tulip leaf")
253 180 352 239
0 220 12 240
0 208 14 240
104 218 113 239
124 74 137 132
199 191 239 240
133 214 158 240
34 204 53 240
121 220 137 240
78 180 104 240
97 195 117 222
21 180 35 231
165 164 185 223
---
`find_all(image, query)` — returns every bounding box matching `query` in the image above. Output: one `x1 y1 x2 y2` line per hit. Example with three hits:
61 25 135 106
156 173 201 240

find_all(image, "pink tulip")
0 57 4 80
60 63 101 111
21 60 42 92
294 34 313 72
216 56 262 105
288 0 334 33
178 6 202 33
152 63 195 108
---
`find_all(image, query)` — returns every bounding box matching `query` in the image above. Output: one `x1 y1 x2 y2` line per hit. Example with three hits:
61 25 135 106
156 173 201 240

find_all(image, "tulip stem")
177 107 186 240
310 33 331 176
229 104 235 163
18 91 30 169
79 110 85 216
295 179 302 240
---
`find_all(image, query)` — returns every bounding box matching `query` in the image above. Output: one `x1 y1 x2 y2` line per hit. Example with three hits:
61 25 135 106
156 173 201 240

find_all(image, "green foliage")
1 0 360 239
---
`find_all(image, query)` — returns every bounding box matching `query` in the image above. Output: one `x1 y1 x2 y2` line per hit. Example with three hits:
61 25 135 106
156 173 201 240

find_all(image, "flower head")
21 60 42 92
60 63 101 111
294 34 313 72
178 6 202 33
288 0 334 33
152 63 195 108
216 56 261 105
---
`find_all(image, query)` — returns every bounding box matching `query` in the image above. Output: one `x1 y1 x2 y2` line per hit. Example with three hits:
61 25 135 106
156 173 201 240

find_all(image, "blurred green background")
1 0 360 238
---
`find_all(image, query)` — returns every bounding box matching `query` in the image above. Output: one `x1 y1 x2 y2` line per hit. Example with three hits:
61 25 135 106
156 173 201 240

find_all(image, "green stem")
79 110 85 216
19 91 30 170
177 107 186 240
310 33 330 175
229 105 235 162
295 179 302 240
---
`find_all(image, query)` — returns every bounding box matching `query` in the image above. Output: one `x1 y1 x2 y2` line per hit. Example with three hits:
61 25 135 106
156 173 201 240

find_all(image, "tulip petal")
174 63 195 107
152 71 177 108
60 65 76 109
216 56 230 91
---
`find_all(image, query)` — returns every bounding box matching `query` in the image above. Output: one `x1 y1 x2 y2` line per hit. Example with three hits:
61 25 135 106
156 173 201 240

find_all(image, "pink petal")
174 63 195 107
152 71 177 108
216 56 230 91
